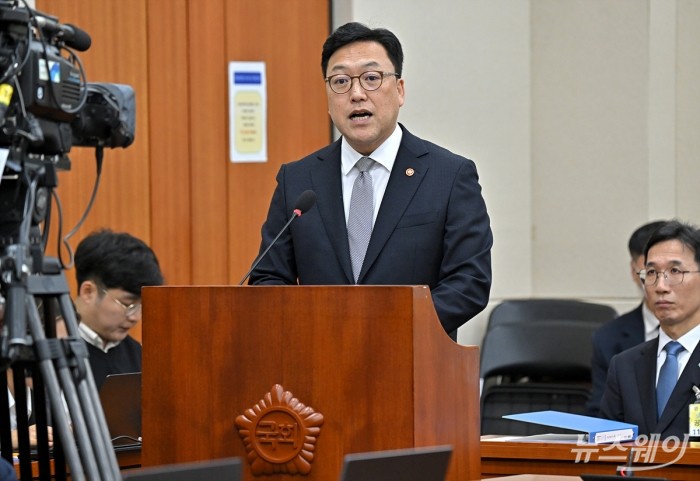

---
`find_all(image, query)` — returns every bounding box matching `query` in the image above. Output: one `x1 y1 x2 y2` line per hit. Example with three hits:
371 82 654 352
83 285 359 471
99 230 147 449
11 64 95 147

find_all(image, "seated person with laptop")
72 229 164 389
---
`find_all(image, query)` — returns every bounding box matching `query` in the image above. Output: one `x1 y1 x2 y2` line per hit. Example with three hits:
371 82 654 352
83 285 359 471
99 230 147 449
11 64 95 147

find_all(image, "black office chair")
479 317 602 435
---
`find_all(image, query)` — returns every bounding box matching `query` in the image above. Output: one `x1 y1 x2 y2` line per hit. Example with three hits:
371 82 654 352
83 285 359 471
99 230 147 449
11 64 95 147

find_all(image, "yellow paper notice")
234 91 262 154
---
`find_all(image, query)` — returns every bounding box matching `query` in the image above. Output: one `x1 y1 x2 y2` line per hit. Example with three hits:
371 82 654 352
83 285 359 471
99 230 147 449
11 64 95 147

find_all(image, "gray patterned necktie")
348 156 375 283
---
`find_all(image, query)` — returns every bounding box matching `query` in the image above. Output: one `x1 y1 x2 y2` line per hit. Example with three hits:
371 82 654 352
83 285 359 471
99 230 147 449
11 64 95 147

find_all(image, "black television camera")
0 1 136 158
0 1 136 249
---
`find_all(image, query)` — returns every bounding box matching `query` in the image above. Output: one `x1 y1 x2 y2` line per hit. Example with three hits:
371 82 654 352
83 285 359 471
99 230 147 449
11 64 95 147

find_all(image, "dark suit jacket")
599 336 700 439
249 125 493 336
587 304 646 416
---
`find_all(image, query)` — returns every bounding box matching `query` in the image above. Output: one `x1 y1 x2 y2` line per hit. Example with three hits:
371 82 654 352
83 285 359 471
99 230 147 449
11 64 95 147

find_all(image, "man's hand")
11 425 54 449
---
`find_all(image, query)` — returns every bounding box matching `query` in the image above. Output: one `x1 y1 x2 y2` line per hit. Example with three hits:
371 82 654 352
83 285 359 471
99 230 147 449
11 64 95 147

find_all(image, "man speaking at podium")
248 22 493 340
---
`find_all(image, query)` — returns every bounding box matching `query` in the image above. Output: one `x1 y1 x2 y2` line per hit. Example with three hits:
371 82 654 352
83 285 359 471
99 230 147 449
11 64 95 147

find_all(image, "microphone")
238 190 316 286
61 24 92 52
34 16 92 52
616 447 635 477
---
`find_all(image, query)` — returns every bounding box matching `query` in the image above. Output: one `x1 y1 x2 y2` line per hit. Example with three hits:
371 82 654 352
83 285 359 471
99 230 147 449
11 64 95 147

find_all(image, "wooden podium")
140 285 480 481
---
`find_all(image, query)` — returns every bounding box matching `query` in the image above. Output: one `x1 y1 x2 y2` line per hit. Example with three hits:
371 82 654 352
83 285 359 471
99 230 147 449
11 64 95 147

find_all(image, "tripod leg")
0 371 12 463
12 365 33 479
24 296 90 481
30 367 54 480
58 294 121 481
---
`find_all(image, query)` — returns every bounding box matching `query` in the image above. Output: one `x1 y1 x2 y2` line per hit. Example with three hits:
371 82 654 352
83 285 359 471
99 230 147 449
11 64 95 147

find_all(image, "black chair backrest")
487 299 617 329
480 319 598 381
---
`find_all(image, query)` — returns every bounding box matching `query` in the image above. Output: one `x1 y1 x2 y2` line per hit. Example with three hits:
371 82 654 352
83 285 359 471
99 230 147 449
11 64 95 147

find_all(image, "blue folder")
503 410 638 443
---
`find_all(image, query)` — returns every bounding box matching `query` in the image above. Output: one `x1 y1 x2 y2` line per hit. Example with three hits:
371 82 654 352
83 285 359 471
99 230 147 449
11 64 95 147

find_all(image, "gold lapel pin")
405 168 415 177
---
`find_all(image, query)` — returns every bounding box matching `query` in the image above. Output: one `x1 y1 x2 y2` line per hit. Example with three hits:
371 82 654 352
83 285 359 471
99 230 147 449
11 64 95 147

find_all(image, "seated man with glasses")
587 220 667 417
600 220 700 440
72 229 164 389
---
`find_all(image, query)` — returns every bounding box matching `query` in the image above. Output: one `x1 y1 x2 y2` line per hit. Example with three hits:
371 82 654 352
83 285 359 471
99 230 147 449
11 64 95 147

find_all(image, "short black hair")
75 229 164 296
644 220 700 267
628 220 667 258
321 22 404 78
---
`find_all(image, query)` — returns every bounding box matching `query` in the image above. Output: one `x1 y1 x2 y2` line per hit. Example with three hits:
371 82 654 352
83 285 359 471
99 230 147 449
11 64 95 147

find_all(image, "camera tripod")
1 162 122 480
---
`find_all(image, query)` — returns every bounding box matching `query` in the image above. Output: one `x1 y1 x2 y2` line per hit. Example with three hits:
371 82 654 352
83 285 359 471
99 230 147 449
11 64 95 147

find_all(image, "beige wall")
334 0 700 345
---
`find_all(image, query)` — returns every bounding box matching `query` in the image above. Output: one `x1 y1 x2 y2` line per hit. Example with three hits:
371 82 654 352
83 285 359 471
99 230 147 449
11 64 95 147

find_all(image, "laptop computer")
98 372 142 448
122 457 242 481
338 445 452 481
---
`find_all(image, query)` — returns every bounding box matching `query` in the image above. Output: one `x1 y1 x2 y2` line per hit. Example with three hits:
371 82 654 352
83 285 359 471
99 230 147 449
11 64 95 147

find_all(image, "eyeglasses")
638 267 700 287
325 71 400 94
101 289 141 316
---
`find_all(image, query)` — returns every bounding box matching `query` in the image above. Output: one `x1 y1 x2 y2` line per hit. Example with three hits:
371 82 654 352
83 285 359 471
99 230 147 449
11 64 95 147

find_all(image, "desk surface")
481 437 700 481
485 476 583 481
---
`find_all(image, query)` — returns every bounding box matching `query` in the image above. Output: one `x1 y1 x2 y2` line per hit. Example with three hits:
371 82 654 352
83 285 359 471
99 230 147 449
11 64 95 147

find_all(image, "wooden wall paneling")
31 0 332 338
35 0 331 291
35 0 152 299
146 0 193 286
224 0 332 283
187 0 231 285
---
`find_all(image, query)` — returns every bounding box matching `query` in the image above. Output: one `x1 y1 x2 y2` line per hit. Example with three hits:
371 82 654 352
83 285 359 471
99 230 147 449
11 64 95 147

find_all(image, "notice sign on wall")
229 61 267 162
